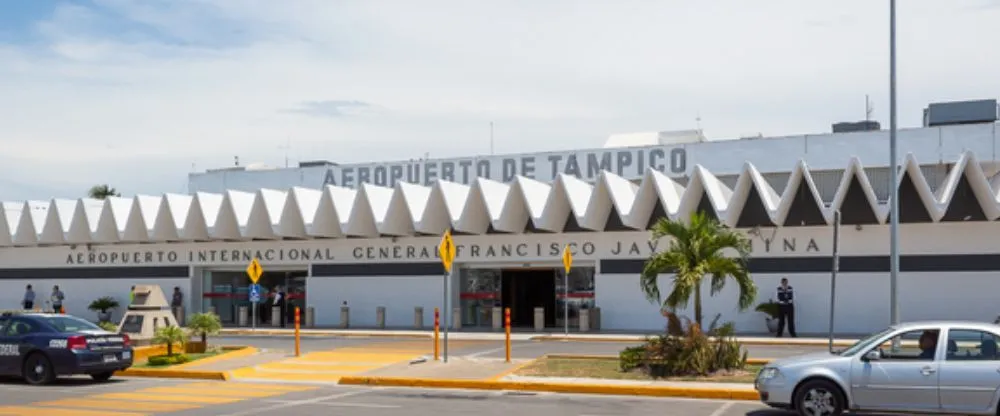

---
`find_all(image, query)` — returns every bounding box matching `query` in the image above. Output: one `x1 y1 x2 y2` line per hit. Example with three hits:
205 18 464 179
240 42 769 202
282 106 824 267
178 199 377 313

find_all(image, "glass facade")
202 270 307 325
458 266 595 328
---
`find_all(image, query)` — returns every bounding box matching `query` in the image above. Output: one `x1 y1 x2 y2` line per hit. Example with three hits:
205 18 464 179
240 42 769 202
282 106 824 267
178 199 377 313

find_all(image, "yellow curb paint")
34 399 198 413
542 354 773 366
93 392 240 404
117 368 228 380
184 382 317 392
168 346 258 370
139 386 283 398
230 369 346 382
259 363 378 372
0 406 149 416
338 376 758 401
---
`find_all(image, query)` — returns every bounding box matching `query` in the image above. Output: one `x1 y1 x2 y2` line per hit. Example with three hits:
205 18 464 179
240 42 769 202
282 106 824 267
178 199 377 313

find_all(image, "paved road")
0 376 786 415
213 335 830 360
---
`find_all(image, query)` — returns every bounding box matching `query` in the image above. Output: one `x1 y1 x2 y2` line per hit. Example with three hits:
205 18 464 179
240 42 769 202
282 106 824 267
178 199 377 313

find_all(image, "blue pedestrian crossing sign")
249 284 262 303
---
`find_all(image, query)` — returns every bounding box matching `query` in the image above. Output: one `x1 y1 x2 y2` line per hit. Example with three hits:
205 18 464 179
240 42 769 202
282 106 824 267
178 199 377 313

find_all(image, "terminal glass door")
459 268 501 328
555 267 596 329
202 270 307 325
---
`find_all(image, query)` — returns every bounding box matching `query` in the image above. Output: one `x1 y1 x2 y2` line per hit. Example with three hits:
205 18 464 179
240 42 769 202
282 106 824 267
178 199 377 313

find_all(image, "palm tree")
640 211 758 329
152 325 187 356
88 184 120 199
187 312 222 346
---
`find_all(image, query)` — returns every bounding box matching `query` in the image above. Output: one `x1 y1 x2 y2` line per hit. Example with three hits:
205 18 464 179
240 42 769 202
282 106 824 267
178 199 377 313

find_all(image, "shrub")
619 346 645 372
147 354 191 367
638 312 747 378
152 326 188 356
98 321 119 332
88 296 120 313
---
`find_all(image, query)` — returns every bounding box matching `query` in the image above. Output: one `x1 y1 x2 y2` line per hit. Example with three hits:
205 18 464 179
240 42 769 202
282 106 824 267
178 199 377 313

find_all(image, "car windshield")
838 327 895 356
42 316 104 333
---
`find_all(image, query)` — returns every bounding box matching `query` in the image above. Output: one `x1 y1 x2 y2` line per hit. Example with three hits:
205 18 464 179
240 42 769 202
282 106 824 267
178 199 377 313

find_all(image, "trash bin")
271 306 282 327
534 307 545 332
579 308 590 332
376 307 386 329
305 307 315 328
340 306 350 329
238 306 249 327
414 307 424 329
452 307 462 330
492 307 502 331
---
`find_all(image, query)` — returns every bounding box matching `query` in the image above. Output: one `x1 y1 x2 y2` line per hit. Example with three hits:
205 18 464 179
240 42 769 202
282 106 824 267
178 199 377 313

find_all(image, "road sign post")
438 230 456 363
246 258 264 332
561 245 573 337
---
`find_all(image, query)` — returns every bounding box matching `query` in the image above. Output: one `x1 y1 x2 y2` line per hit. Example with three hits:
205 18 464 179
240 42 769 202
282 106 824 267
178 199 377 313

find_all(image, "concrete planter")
765 318 779 334
97 311 112 323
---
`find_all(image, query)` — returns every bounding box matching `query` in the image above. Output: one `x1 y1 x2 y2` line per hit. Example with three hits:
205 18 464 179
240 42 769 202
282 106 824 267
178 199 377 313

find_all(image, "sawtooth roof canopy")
3 151 998 248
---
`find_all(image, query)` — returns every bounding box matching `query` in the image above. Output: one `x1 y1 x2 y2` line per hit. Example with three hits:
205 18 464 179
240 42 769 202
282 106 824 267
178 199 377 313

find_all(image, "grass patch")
514 358 761 383
134 351 221 368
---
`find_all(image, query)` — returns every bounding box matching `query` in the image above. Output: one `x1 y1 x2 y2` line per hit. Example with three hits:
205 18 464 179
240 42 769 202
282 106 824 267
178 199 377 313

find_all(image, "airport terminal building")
2 99 1000 335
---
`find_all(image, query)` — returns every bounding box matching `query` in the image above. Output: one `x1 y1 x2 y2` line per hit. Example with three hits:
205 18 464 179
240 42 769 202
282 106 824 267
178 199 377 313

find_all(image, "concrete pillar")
414 307 424 329
452 307 462 330
271 306 282 327
237 306 249 327
172 306 185 326
376 307 386 329
340 306 350 329
492 307 502 331
305 307 315 328
579 308 590 332
534 307 545 332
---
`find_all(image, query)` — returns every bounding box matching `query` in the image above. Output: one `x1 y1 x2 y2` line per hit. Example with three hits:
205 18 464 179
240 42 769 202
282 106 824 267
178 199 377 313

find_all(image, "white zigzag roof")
1 151 997 248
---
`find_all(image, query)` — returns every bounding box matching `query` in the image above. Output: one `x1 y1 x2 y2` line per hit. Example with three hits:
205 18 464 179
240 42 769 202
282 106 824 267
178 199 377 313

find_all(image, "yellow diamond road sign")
439 230 456 273
562 245 573 275
246 257 263 284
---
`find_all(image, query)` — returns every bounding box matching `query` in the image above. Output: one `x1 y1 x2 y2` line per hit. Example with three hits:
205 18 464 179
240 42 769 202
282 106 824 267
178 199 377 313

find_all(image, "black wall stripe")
0 267 190 280
601 254 1000 274
313 262 445 277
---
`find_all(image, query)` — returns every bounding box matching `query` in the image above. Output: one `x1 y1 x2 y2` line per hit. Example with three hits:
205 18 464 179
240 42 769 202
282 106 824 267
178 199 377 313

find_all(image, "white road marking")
707 401 736 416
465 346 508 358
218 390 371 416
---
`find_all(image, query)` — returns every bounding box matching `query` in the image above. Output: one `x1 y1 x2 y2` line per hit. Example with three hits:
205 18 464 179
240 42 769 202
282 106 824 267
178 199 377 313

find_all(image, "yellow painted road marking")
34 399 198 412
0 406 147 416
94 392 242 404
259 363 378 372
140 386 285 398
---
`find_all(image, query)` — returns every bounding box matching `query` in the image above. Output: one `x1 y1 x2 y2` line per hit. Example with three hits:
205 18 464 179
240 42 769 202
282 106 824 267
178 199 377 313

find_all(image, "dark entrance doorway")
501 269 556 328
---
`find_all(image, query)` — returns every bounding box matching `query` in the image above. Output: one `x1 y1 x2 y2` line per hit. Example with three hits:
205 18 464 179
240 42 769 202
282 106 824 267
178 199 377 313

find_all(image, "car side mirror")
862 350 881 361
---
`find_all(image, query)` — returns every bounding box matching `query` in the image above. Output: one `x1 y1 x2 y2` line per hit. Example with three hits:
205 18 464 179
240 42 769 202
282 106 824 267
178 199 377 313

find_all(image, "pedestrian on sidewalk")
776 278 796 337
22 285 35 310
50 285 65 313
171 287 183 309
272 285 287 327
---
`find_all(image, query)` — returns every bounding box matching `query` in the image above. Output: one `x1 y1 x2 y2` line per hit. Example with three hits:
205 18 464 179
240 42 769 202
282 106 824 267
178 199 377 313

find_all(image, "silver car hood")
766 351 841 368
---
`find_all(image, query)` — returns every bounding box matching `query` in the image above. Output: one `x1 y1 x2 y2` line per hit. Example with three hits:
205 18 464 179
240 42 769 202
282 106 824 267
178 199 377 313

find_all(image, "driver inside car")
918 330 939 359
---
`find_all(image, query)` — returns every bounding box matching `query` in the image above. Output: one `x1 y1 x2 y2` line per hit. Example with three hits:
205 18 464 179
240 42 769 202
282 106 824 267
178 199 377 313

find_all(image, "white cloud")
0 0 998 201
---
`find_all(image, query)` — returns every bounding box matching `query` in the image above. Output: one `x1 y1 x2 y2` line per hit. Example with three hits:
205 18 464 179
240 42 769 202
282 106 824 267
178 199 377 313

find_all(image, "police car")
0 311 133 385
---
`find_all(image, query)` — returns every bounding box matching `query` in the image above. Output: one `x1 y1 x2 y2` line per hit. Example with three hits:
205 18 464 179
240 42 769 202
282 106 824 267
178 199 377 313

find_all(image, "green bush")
638 312 748 378
147 354 191 367
98 322 118 332
619 346 645 372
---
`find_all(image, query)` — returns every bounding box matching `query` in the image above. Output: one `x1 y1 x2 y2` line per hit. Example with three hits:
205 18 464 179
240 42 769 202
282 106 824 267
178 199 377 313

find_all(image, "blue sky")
1 0 999 201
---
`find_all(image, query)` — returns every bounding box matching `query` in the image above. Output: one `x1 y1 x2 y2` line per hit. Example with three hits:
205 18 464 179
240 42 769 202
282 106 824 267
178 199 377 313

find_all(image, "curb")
118 368 229 380
542 354 773 366
337 376 757 401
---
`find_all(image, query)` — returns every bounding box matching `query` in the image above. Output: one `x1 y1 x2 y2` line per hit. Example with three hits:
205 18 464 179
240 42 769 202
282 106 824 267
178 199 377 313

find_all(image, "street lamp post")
888 0 900 326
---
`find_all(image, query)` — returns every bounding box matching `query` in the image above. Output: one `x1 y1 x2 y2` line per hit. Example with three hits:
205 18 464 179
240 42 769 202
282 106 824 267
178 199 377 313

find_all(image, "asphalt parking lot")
0 376 785 416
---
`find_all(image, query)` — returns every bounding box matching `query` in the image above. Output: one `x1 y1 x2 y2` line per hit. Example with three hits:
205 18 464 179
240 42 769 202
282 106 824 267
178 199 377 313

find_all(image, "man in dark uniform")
776 277 796 337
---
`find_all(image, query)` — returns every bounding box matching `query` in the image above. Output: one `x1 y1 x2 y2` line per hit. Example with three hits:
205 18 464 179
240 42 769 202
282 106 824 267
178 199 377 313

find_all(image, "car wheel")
794 379 844 416
22 353 56 386
90 372 114 382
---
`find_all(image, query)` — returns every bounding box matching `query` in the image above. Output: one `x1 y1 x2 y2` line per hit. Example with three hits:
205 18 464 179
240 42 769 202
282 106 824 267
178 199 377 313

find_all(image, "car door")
0 317 12 374
850 327 942 412
937 328 1000 413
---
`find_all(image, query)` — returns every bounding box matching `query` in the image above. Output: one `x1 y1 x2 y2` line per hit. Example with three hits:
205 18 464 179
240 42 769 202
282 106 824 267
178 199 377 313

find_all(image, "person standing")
22 285 35 310
272 285 286 328
171 287 183 309
776 278 796 337
50 285 65 314
129 286 136 304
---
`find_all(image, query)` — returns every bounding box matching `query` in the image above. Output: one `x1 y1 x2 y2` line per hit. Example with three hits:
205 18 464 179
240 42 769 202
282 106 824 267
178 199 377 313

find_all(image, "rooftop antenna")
234 156 239 167
279 139 291 168
865 94 874 122
696 113 702 131
490 121 495 155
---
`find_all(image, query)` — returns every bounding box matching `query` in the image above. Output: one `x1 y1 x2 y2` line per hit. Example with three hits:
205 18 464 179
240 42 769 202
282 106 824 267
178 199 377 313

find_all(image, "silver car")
755 320 1000 415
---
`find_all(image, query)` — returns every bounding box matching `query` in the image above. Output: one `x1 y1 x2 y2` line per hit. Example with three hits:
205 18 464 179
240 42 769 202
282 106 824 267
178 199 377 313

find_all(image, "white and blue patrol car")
0 312 133 385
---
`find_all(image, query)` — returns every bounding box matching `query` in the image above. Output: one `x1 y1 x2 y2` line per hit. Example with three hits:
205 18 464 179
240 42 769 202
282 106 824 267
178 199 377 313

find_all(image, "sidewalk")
219 327 861 346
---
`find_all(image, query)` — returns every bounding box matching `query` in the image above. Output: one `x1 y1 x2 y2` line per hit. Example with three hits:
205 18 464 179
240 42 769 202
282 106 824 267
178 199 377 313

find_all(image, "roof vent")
832 120 881 133
923 99 998 127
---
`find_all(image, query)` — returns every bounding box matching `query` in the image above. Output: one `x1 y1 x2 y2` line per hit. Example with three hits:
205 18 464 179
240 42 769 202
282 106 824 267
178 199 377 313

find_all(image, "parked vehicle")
0 311 133 385
755 320 1000 415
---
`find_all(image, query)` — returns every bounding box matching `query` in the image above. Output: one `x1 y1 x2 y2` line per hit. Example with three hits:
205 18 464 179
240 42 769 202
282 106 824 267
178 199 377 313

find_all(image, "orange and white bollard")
504 307 511 363
294 307 301 357
433 307 440 361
